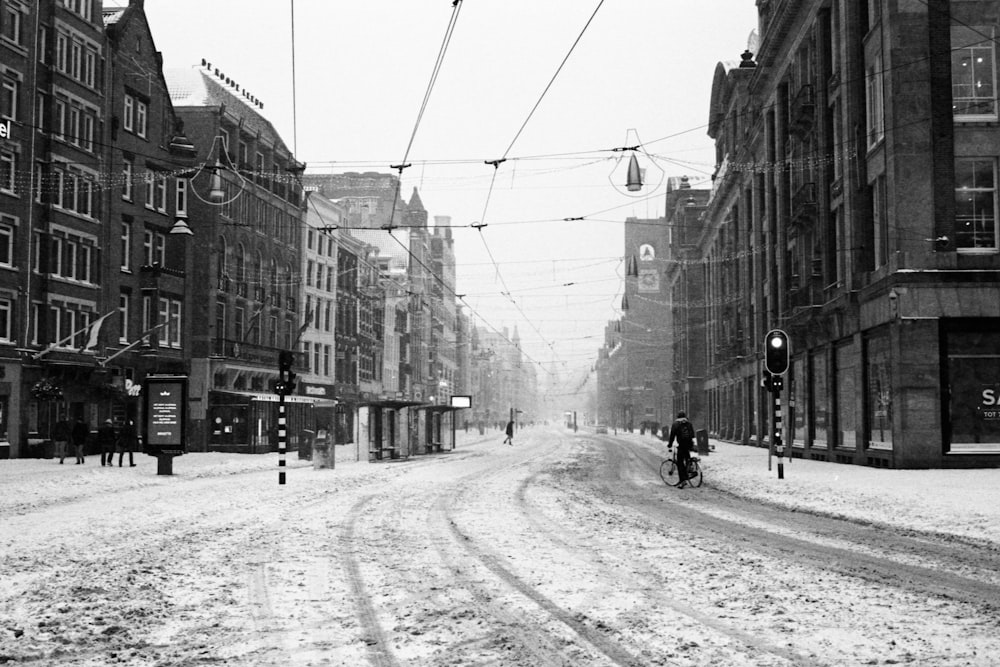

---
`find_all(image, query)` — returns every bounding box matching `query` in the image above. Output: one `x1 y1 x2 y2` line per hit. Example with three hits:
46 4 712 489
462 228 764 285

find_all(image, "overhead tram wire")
469 0 607 365
290 1 553 376
383 0 464 234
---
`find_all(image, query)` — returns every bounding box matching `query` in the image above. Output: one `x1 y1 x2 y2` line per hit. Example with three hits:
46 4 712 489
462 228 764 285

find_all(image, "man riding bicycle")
664 411 696 489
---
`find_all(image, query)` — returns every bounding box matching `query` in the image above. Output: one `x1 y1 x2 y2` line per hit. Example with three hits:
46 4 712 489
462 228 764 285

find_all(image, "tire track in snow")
507 441 830 667
341 494 403 667
436 435 647 667
613 441 1000 609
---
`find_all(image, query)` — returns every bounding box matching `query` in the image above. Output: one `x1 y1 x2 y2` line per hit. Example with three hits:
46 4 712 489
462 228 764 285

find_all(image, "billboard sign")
144 375 187 455
450 395 472 409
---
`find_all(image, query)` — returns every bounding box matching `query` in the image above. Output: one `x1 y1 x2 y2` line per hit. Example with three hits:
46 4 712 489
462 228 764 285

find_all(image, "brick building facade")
689 0 1000 467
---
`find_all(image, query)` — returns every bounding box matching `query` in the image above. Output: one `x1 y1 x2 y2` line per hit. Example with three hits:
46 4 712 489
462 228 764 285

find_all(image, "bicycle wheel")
659 459 681 486
686 459 703 487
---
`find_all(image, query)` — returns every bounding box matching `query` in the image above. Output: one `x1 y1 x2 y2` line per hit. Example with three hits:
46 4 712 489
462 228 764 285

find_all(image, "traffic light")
764 329 790 375
278 350 294 374
284 369 297 394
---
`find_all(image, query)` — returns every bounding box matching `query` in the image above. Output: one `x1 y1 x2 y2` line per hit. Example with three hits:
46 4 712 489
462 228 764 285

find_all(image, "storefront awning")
210 390 338 407
358 399 426 409
415 405 464 413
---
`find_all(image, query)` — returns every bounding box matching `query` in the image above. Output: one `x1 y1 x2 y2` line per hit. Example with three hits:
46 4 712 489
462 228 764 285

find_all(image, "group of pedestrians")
52 418 138 467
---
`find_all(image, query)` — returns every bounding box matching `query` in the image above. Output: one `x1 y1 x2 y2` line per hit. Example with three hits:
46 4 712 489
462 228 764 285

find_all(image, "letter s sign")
983 389 997 406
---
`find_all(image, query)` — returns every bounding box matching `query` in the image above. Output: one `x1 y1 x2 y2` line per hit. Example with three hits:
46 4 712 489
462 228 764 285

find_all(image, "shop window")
946 321 1000 453
865 330 893 451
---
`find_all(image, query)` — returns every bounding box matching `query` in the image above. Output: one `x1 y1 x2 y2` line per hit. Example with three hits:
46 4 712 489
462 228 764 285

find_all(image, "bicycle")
659 447 703 487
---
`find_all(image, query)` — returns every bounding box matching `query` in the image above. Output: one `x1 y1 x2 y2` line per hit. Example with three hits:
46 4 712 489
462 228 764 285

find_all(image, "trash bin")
0 441 9 459
312 436 334 470
696 429 710 456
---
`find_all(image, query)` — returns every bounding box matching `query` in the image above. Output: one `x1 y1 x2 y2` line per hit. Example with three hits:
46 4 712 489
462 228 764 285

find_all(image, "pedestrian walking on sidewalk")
53 418 72 464
98 420 117 467
72 418 89 464
503 420 515 446
117 420 138 467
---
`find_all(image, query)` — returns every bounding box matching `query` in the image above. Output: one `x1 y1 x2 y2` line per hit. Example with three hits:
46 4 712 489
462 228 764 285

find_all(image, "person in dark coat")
72 418 90 464
52 418 72 464
665 411 696 488
98 419 117 467
503 420 514 446
117 420 138 467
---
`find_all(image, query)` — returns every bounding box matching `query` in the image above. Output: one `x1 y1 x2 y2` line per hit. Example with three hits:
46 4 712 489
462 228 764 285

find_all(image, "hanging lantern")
625 152 643 192
626 254 639 277
209 164 225 203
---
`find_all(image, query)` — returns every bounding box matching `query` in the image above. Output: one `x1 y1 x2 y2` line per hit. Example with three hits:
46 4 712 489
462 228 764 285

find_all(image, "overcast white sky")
139 0 759 388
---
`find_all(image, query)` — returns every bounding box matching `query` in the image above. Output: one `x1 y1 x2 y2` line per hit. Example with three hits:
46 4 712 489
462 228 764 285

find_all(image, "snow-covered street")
2 427 998 666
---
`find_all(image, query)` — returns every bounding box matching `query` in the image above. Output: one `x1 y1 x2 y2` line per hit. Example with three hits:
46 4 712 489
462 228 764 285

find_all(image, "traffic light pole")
276 350 296 486
278 390 287 485
772 378 784 480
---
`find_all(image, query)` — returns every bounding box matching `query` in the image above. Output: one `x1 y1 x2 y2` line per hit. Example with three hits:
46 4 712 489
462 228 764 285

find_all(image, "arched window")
235 243 246 283
217 236 229 290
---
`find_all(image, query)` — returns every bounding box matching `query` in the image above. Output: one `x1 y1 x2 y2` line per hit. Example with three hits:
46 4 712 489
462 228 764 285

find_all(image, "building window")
52 165 96 217
952 26 997 120
136 100 147 138
0 219 14 267
0 297 12 343
0 150 14 194
122 158 133 200
215 300 226 341
154 175 166 212
83 48 96 88
119 291 130 343
159 297 181 348
82 114 94 151
872 175 888 268
955 158 999 251
142 295 153 333
123 94 134 132
2 5 22 46
229 304 242 342
175 179 188 217
1 75 17 121
56 33 67 71
143 230 166 266
865 53 884 148
120 222 131 271
54 99 66 140
48 232 95 283
70 41 82 80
